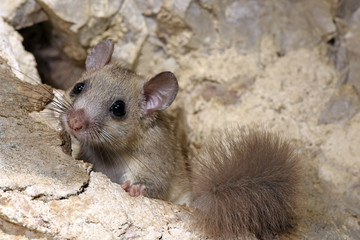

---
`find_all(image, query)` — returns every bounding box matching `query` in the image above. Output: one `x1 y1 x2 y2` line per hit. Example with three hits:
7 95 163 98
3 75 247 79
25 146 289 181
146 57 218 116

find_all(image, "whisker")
88 124 134 179
99 124 163 183
93 124 135 171
9 67 73 111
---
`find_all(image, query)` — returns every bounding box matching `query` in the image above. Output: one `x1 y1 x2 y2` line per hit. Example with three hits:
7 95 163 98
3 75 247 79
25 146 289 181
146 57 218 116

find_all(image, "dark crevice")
18 22 84 90
33 174 91 202
327 37 336 46
1 186 27 193
58 173 92 201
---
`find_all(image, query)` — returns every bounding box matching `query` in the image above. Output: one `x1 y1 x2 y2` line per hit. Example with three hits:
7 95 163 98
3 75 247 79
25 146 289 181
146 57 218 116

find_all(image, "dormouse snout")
67 108 89 131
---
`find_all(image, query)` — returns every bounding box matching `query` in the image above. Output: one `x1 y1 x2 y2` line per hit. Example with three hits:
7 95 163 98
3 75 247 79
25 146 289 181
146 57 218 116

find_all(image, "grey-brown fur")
60 40 300 239
190 129 299 239
63 63 185 199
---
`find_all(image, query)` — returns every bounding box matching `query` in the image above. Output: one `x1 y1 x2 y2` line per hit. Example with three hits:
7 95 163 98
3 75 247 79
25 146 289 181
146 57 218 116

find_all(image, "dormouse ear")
143 72 178 115
85 39 115 71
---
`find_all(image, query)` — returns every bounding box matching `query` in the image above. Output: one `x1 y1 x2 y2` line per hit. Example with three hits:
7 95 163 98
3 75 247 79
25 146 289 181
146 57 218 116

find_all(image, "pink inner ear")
146 95 161 112
144 72 178 115
85 39 115 71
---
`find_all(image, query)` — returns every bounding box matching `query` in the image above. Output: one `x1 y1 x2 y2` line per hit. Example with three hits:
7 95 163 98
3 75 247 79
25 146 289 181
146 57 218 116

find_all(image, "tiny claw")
140 185 146 196
121 181 130 191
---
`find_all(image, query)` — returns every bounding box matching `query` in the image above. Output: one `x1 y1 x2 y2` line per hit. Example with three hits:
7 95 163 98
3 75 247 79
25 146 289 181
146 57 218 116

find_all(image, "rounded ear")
143 72 178 115
85 39 115 71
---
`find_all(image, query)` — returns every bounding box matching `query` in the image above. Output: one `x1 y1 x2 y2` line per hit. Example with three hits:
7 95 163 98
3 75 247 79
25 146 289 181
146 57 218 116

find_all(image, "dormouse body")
61 40 188 201
60 39 300 240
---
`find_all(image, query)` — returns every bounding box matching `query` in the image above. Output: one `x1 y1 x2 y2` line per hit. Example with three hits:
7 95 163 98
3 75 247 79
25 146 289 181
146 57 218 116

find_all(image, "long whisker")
90 124 134 178
98 124 163 183
10 67 73 111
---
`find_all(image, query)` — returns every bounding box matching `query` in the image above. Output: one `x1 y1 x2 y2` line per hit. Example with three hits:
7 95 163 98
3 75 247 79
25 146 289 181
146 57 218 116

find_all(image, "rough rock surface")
0 0 359 239
0 17 40 84
0 65 203 239
0 0 47 29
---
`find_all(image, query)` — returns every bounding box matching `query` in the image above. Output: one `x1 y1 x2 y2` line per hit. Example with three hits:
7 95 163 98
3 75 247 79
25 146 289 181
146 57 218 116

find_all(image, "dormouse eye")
110 100 126 117
72 82 85 95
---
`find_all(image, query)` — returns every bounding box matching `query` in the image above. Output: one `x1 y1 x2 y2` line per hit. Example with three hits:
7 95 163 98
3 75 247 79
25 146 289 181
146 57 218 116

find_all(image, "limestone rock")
0 63 203 239
0 0 48 29
319 84 360 124
334 2 360 94
0 17 40 84
37 0 148 67
134 0 163 15
1 0 360 239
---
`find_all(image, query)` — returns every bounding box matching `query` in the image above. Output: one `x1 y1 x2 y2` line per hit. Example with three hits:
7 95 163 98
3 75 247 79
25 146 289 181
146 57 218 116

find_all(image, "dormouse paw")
121 181 146 197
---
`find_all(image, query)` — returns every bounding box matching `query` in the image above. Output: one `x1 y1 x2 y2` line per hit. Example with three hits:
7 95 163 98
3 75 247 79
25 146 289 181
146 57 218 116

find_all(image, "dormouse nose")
67 108 89 131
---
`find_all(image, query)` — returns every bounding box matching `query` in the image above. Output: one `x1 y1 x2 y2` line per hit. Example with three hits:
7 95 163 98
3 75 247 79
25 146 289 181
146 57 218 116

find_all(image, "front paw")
121 181 146 197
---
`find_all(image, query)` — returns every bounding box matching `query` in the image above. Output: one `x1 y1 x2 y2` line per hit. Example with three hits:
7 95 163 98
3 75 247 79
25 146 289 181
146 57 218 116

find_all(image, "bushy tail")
190 129 299 239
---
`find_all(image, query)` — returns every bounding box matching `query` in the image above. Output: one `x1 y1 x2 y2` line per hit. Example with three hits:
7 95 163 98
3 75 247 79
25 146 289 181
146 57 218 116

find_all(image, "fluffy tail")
190 129 299 239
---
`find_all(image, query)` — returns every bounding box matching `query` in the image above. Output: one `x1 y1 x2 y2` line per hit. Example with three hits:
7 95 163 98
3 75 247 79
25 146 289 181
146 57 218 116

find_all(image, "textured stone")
164 0 192 19
37 0 89 32
134 0 163 15
319 84 360 124
0 0 48 29
38 0 148 67
174 39 359 238
201 0 336 53
0 0 360 239
0 17 40 84
334 5 360 94
115 0 148 66
0 67 89 200
185 1 216 49
0 62 204 239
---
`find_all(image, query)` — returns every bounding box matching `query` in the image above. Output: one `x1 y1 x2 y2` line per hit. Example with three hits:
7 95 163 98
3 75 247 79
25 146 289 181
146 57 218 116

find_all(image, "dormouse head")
62 39 178 147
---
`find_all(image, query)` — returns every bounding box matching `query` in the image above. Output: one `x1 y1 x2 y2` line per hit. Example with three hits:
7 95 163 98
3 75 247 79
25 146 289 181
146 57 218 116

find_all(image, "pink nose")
67 109 89 131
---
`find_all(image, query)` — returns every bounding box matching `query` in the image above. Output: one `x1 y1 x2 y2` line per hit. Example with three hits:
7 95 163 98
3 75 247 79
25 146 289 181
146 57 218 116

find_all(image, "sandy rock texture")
0 63 202 239
0 0 359 239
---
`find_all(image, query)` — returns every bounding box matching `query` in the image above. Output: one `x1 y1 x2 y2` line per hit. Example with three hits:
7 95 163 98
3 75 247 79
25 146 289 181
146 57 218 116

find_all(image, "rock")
175 41 359 238
115 0 148 66
334 4 360 94
0 17 40 84
202 0 336 53
134 0 163 15
319 84 360 124
37 0 149 67
0 61 203 239
0 0 48 29
0 65 89 200
163 0 192 19
0 0 359 239
184 1 216 49
37 0 89 32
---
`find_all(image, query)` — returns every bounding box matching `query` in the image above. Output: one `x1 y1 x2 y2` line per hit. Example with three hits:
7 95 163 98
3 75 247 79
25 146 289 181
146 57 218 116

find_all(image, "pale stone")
115 0 149 66
319 84 360 123
0 17 40 84
0 0 47 29
204 0 336 53
0 0 359 239
134 0 163 15
164 0 192 19
37 0 89 32
185 1 216 48
0 64 204 239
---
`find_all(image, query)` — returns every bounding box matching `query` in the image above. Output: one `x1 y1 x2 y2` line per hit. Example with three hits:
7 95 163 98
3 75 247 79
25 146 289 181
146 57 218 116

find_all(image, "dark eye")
72 82 85 95
110 100 126 117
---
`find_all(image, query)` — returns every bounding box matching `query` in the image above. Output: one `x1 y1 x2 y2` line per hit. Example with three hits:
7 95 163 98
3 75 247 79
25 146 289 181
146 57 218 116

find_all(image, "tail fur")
190 129 299 239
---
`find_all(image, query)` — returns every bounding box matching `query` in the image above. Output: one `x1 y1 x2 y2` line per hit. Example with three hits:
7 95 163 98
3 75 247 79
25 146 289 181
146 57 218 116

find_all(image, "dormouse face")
61 40 178 148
